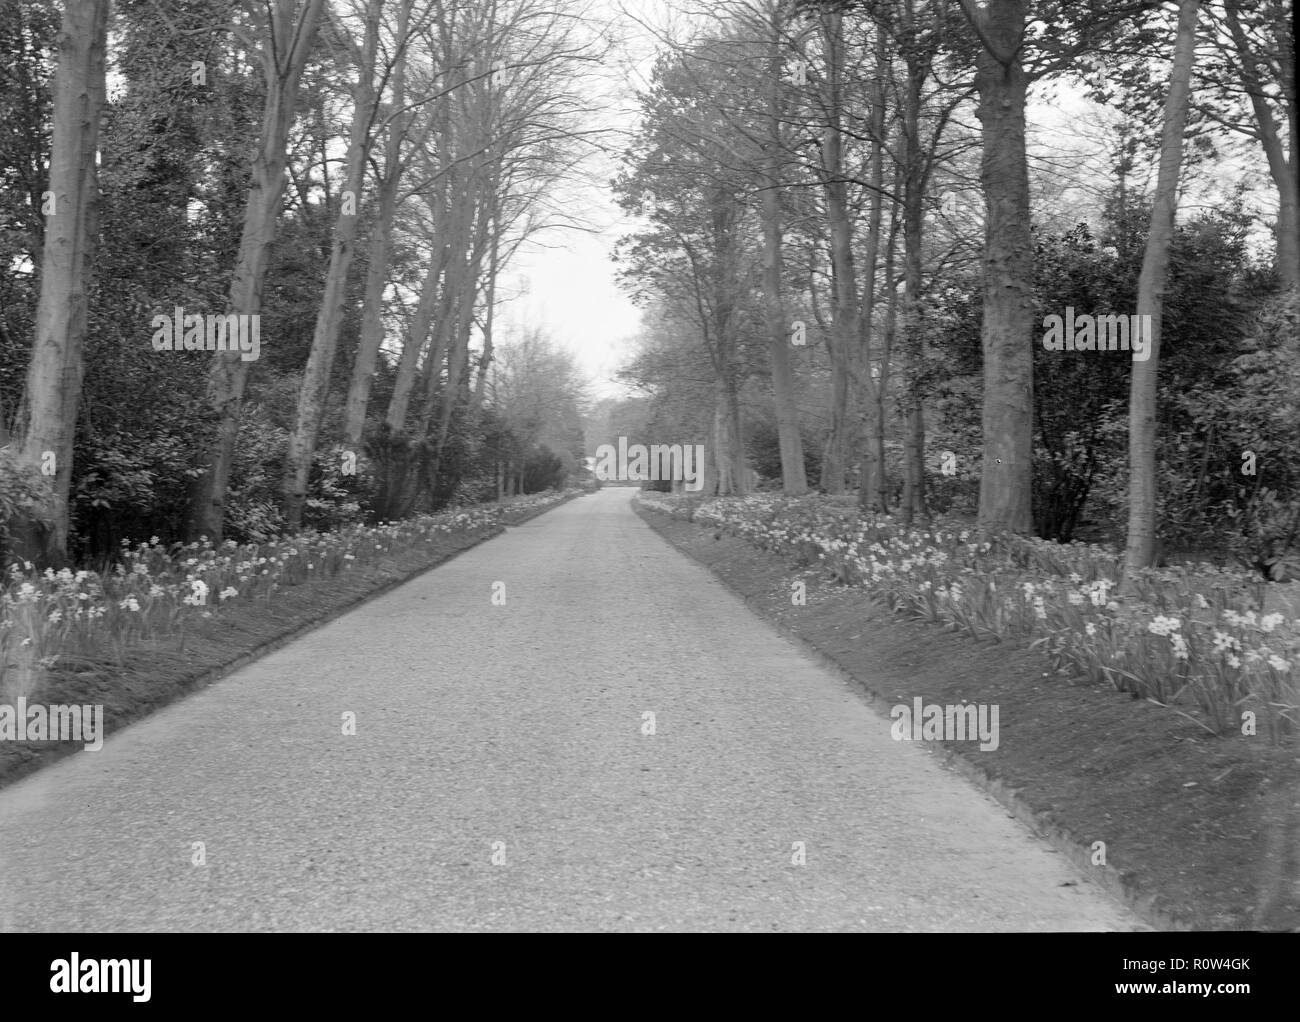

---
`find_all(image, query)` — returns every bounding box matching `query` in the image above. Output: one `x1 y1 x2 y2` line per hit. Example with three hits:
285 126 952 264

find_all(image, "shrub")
0 446 54 567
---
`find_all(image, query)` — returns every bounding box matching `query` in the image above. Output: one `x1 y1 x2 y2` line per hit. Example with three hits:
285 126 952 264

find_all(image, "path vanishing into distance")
0 488 1141 932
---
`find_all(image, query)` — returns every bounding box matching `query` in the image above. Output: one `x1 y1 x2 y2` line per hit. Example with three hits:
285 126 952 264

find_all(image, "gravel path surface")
0 487 1142 931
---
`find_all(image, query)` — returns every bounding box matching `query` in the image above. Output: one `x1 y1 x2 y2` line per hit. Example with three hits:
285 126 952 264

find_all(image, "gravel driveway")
0 487 1141 931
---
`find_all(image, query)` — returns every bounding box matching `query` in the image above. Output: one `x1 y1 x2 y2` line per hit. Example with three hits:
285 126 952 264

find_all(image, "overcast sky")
490 0 668 403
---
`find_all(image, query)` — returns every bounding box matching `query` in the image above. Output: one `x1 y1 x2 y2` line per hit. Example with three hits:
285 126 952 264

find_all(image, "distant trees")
612 34 762 496
487 327 588 498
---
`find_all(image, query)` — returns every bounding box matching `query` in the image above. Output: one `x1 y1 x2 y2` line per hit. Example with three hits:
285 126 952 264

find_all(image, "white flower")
1170 633 1189 660
119 596 141 612
1268 656 1290 672
1194 593 1209 609
1068 590 1084 606
1260 613 1284 633
1085 622 1097 637
1148 615 1181 637
1211 630 1241 653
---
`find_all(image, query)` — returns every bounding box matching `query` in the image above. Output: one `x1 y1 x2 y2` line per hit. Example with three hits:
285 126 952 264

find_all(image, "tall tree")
759 0 807 494
955 0 1162 534
962 0 1034 534
10 0 110 566
856 24 890 513
816 4 859 494
1124 0 1200 570
187 0 325 542
1221 0 1297 291
343 0 426 445
282 0 384 530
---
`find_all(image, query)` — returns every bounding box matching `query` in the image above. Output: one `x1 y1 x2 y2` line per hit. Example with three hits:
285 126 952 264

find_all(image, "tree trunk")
880 231 900 509
1124 0 1200 571
433 177 493 465
1224 1 1299 291
712 379 739 496
283 0 382 530
386 221 447 433
473 219 500 406
818 8 856 495
11 0 109 568
762 5 806 495
725 369 748 494
711 188 747 496
343 0 412 447
857 31 888 514
343 156 398 447
414 151 472 440
970 0 1033 536
899 63 931 526
407 165 483 512
187 0 325 542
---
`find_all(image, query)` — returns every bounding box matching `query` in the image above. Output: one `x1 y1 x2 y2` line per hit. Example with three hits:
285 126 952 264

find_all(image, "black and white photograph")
0 0 1294 990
